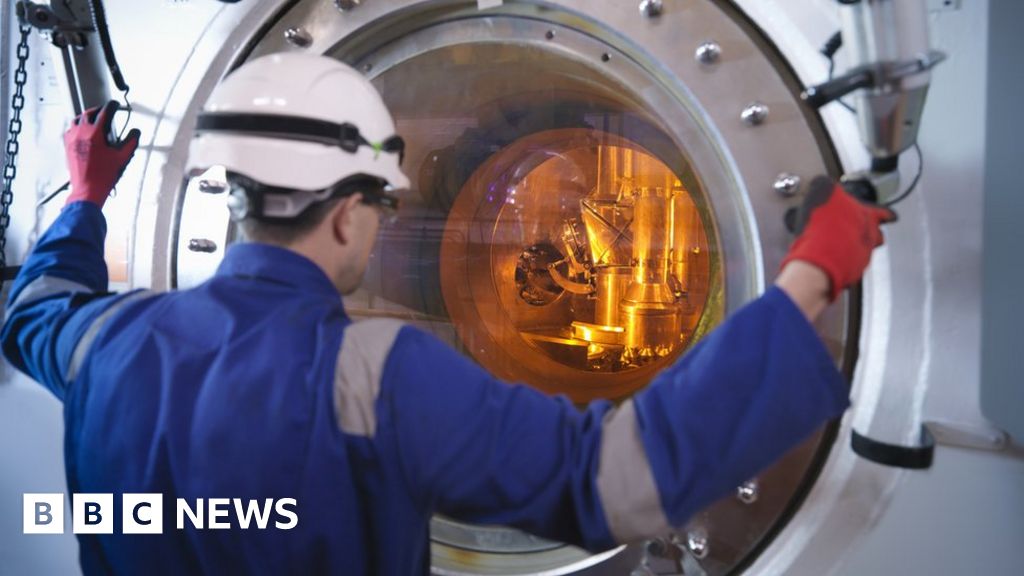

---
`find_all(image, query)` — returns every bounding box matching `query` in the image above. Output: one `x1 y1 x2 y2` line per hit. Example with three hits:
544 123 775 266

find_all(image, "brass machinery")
518 145 706 369
439 129 713 401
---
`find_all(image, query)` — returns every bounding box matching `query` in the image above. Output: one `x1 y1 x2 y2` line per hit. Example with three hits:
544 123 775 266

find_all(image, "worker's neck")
284 237 352 295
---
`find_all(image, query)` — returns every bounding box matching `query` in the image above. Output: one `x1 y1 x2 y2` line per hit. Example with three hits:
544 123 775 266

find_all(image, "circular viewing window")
330 33 727 575
343 41 724 403
440 130 715 400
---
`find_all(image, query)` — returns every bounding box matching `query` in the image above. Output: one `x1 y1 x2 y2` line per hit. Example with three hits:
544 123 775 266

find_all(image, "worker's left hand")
64 100 141 207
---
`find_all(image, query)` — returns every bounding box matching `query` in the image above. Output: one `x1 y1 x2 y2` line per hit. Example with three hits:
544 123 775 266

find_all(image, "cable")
826 56 856 113
883 143 924 208
820 31 856 114
86 0 129 93
116 87 133 140
108 87 133 200
36 181 70 207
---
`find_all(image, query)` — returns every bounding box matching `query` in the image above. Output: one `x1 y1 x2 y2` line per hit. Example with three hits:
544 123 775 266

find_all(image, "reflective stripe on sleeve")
333 318 404 437
596 399 673 543
66 290 155 381
8 275 93 312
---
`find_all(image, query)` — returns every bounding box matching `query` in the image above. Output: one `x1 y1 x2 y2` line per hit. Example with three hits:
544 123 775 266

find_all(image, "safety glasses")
357 183 401 225
223 171 401 222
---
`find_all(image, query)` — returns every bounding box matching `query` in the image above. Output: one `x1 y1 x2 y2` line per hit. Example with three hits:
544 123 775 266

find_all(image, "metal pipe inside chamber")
620 185 683 362
566 145 691 366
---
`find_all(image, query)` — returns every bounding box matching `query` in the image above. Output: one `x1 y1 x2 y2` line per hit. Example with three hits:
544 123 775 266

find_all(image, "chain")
2 22 31 288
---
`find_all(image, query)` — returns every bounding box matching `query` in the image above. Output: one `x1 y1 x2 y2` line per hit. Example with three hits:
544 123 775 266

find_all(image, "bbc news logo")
24 494 298 534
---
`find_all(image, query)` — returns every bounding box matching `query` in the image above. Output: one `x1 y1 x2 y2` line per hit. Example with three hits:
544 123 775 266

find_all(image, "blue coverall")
2 202 849 575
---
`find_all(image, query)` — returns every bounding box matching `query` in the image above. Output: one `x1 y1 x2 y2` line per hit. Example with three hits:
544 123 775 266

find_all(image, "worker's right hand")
781 176 897 302
64 100 141 208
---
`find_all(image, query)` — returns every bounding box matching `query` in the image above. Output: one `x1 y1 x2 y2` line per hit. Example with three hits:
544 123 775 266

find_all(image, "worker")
2 53 894 575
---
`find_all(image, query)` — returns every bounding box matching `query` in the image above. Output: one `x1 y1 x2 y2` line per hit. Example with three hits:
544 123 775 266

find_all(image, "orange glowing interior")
439 129 714 401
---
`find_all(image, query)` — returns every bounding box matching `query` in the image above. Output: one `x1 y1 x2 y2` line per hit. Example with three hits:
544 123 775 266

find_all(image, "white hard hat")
188 53 409 219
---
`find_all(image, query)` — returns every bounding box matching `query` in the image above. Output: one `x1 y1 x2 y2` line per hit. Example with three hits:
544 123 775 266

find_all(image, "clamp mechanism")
16 0 128 115
802 50 946 111
801 0 946 205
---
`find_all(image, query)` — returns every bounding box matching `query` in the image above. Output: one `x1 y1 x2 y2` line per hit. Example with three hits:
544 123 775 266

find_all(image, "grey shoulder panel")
66 290 156 381
596 399 674 543
333 318 405 437
7 275 93 313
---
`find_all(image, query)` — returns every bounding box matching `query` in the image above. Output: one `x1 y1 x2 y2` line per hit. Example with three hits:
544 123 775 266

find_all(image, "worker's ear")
330 194 363 246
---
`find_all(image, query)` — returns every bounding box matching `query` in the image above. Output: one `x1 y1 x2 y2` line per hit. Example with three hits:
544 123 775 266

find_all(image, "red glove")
781 176 897 301
63 100 141 207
